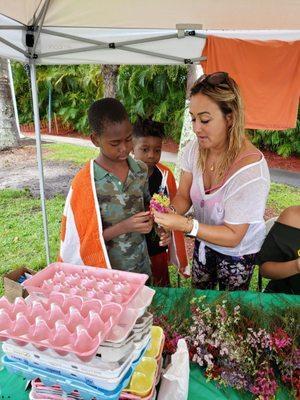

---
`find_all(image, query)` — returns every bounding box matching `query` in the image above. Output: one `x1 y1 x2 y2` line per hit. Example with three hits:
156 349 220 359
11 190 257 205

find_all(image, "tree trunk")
101 65 119 98
186 64 198 99
0 58 19 150
175 65 202 179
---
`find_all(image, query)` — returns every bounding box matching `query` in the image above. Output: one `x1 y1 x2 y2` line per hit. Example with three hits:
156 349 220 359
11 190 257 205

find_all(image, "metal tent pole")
32 0 51 56
38 29 206 64
29 60 50 265
0 36 28 56
48 83 52 133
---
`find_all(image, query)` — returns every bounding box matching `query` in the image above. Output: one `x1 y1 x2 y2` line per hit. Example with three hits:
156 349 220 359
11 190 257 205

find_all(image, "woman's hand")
153 210 191 233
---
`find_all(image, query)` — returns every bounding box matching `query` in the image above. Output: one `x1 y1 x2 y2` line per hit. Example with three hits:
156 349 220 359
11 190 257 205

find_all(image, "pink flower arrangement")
188 296 299 399
151 293 299 399
271 327 292 351
250 367 278 398
149 193 170 213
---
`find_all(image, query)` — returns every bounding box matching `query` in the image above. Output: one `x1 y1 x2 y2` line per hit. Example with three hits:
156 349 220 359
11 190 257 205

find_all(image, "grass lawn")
0 189 65 294
0 143 299 295
43 143 98 164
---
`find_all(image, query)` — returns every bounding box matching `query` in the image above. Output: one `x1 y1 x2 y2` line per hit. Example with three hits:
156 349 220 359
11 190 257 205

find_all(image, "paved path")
25 134 300 188
268 168 300 188
25 133 179 162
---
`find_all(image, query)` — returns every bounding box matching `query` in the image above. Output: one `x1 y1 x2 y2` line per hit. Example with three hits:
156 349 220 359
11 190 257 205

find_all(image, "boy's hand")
158 229 171 247
155 224 171 246
122 211 153 234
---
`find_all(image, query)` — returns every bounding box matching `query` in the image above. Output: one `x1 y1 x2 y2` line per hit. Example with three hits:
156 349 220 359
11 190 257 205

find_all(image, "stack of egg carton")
0 262 156 400
120 325 165 400
27 325 165 400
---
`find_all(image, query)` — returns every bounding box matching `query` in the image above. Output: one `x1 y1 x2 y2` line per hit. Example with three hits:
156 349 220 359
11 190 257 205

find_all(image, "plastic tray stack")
120 326 165 400
26 326 165 400
0 262 157 400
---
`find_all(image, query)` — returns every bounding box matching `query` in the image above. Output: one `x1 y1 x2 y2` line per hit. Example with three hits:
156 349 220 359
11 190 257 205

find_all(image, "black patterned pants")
192 240 256 291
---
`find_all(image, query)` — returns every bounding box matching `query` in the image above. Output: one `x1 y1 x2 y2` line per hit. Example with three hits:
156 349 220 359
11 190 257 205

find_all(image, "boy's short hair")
88 98 128 135
133 117 165 139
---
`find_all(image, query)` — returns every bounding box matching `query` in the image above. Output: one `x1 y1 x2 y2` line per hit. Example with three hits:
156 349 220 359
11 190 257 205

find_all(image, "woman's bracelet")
185 217 199 237
184 216 194 233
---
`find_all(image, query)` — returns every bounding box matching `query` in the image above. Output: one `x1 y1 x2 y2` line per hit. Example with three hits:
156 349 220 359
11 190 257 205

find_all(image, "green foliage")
117 65 187 143
248 108 300 156
12 61 300 154
12 63 104 134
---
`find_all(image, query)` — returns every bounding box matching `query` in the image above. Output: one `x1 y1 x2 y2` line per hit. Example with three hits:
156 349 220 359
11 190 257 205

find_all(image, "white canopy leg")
7 59 22 138
29 60 50 265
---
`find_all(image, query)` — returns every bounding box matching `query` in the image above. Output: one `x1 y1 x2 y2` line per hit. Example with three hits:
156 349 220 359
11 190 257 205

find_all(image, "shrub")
12 63 104 134
117 65 187 143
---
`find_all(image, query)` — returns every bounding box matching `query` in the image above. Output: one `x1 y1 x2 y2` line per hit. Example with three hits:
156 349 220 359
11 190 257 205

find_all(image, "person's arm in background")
259 205 300 280
260 258 300 279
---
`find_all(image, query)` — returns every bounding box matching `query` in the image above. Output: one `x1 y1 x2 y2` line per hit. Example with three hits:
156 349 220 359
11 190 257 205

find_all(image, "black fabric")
146 166 168 256
256 221 300 295
148 166 163 197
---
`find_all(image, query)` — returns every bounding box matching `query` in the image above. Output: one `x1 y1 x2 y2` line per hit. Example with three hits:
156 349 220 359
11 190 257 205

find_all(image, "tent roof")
1 0 300 30
0 0 300 65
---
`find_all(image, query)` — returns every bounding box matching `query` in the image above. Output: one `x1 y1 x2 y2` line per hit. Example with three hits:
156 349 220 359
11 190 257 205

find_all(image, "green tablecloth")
0 367 29 400
1 288 299 399
155 288 299 400
0 344 29 400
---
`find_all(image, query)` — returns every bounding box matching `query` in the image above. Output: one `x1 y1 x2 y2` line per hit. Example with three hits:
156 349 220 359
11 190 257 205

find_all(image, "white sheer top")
181 139 270 257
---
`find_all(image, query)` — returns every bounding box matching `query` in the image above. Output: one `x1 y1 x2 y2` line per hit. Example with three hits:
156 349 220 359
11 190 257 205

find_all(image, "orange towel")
201 36 300 130
59 160 111 268
157 163 190 277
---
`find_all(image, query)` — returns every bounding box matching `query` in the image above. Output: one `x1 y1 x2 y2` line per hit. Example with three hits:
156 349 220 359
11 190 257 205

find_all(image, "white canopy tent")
0 0 299 263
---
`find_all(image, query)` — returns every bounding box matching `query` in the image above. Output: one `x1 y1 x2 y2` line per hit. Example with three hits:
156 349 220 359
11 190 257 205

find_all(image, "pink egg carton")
0 294 123 362
105 308 140 343
28 289 155 344
105 291 155 344
23 263 148 306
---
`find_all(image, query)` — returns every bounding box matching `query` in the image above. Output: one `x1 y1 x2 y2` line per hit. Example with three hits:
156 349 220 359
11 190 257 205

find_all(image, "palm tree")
0 57 19 150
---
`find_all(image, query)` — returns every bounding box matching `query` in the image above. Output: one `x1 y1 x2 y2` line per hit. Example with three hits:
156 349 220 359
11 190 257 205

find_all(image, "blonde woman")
154 72 270 291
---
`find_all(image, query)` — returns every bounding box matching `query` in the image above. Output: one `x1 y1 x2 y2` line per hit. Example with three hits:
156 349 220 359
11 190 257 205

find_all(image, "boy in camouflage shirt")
60 98 155 276
89 98 153 275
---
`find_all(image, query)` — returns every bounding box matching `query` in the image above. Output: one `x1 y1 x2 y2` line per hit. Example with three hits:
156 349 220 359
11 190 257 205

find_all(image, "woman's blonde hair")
190 73 245 179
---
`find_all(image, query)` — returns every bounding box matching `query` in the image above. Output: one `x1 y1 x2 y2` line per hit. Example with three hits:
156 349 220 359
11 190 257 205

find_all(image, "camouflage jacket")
94 157 151 275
